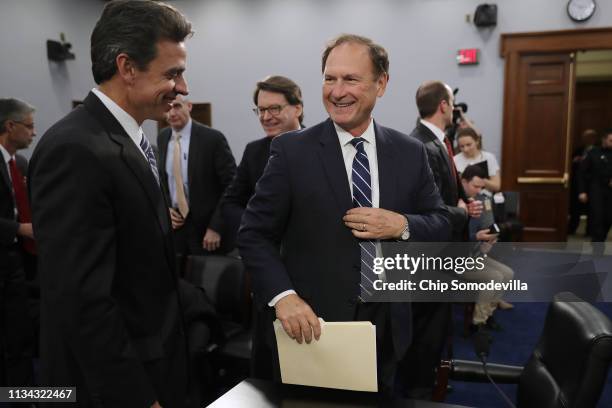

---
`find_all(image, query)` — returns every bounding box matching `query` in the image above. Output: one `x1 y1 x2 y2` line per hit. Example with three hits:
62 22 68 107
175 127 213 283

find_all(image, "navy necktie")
350 138 377 300
139 131 159 184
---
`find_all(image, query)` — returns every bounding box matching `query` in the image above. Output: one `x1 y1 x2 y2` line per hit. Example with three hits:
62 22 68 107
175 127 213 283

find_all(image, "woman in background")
454 127 501 194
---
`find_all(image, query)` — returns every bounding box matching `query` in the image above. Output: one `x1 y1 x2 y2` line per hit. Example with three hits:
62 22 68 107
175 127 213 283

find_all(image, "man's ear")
116 53 137 84
376 73 389 98
186 101 193 113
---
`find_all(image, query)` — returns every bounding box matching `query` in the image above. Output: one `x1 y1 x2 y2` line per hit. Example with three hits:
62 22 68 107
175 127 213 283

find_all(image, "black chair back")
184 255 250 327
518 292 612 408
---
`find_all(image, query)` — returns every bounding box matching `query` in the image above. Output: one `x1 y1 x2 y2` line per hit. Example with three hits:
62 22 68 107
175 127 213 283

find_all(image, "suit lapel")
82 92 171 235
420 123 458 198
158 128 170 182
316 119 352 212
187 122 198 192
0 159 11 197
374 122 396 210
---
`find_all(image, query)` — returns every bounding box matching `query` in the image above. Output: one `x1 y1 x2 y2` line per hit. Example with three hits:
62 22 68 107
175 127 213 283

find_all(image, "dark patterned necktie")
349 138 377 300
139 131 159 184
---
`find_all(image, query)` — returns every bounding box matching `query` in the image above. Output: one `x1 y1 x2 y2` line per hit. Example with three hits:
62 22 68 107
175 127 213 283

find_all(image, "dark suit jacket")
409 122 467 241
222 135 272 243
157 121 236 247
0 154 27 256
238 119 450 358
29 92 188 408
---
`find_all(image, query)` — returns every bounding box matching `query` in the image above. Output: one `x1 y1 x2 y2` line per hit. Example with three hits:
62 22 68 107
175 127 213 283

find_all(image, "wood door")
500 28 612 242
502 53 575 241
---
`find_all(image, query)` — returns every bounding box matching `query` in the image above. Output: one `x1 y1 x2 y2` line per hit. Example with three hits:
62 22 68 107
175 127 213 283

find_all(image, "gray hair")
0 98 35 133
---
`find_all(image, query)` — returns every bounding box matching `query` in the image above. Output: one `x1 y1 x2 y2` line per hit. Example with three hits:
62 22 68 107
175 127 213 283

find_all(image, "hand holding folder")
273 319 378 392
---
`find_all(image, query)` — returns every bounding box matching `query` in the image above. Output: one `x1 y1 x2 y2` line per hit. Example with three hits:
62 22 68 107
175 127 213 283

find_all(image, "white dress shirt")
420 119 446 144
91 88 149 160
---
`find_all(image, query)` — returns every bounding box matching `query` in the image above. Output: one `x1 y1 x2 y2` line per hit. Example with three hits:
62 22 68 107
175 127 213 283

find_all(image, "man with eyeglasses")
222 75 303 380
157 95 236 256
223 75 303 244
0 97 36 389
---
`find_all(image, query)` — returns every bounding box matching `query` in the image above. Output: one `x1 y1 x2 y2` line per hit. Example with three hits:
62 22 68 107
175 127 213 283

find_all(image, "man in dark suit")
222 75 303 250
29 2 192 407
0 98 36 389
157 95 236 256
222 75 303 380
238 34 449 395
400 80 482 398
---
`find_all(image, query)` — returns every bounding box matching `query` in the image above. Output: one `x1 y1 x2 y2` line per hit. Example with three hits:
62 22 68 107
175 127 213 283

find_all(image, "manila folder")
273 319 377 392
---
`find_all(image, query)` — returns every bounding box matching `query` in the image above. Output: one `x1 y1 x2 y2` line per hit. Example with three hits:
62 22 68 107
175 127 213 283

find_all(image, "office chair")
450 292 612 408
184 255 252 391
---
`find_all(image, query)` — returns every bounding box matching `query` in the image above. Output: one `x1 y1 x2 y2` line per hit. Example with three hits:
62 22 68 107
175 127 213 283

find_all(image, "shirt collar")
420 119 446 144
335 118 375 147
0 144 12 164
91 88 143 146
172 118 192 140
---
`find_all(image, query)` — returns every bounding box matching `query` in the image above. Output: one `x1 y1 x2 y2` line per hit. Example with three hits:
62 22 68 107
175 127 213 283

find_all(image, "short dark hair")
416 81 451 119
457 127 482 150
602 128 612 138
0 98 35 134
253 75 304 124
321 34 389 79
91 0 193 84
461 164 487 182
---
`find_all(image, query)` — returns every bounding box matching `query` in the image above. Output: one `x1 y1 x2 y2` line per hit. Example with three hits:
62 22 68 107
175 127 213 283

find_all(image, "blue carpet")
445 302 612 408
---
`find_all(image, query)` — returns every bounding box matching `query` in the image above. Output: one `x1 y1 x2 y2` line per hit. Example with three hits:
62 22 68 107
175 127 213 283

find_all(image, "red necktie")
443 137 459 187
9 158 36 254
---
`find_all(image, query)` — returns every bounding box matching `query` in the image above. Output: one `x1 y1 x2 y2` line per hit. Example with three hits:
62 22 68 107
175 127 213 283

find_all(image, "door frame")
500 28 612 240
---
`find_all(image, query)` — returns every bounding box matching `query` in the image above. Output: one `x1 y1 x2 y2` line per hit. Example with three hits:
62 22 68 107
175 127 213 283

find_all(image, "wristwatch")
400 215 410 240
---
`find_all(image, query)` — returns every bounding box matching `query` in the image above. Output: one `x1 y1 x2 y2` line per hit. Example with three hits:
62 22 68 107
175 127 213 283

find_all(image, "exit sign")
457 48 479 65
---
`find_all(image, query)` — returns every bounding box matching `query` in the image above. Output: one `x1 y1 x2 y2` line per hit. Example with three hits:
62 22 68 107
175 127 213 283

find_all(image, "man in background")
579 129 612 253
222 75 303 244
222 75 303 379
0 98 36 389
401 80 482 398
158 95 236 256
29 1 192 406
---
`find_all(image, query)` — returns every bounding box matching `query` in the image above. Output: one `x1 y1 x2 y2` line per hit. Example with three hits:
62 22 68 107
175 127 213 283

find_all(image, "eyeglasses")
13 121 34 130
252 104 288 117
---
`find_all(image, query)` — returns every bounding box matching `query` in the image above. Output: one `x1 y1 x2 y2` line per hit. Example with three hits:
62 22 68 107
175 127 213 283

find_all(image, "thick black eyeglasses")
252 104 288 117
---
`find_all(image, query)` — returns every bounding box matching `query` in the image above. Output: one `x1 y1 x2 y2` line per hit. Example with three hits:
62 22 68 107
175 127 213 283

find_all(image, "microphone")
472 329 490 360
472 329 516 408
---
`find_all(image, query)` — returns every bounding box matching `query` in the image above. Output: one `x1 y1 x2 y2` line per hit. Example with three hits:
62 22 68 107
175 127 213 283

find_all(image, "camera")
446 88 468 143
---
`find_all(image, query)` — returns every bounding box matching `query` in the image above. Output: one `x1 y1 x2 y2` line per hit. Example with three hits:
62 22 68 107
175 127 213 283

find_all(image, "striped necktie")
139 130 159 184
349 137 378 301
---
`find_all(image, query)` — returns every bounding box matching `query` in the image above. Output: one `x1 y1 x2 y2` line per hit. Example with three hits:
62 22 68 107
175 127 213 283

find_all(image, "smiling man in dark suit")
29 1 192 407
238 34 449 395
157 95 236 256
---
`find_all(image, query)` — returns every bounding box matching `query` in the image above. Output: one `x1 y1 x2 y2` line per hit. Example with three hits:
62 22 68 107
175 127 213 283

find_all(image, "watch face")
567 0 596 22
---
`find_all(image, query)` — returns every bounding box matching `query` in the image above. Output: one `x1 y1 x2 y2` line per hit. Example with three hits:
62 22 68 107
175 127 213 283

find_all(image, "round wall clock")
567 0 596 22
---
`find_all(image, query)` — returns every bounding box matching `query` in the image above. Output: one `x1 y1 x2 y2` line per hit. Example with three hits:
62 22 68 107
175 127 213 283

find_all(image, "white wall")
1 0 611 163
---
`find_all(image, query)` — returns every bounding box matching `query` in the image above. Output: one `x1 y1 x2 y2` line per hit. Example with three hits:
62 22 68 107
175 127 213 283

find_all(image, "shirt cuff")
268 290 297 307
